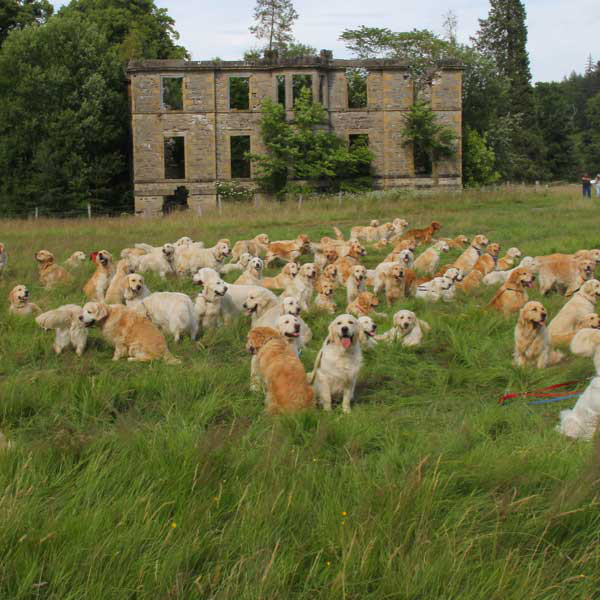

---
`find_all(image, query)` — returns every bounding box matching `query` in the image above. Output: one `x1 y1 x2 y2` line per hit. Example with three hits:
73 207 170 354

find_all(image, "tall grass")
1 186 600 598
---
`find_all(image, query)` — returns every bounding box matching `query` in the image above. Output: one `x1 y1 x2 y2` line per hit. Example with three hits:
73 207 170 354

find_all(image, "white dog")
483 256 539 286
357 316 378 349
375 310 430 346
36 304 88 356
126 291 198 342
557 377 600 440
64 251 87 268
220 252 252 275
346 265 367 304
234 257 264 286
416 276 455 302
276 314 303 355
310 314 363 413
130 244 175 279
174 240 230 276
281 262 317 312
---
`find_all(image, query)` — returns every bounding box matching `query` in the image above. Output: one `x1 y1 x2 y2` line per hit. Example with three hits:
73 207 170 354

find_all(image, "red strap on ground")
498 380 585 404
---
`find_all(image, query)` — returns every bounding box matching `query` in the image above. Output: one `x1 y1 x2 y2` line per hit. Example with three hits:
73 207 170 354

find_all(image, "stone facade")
127 52 462 216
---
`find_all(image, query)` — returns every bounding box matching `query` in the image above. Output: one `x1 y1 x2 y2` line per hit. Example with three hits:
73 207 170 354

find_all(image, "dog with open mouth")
261 261 299 290
195 278 228 329
513 301 563 368
346 264 367 304
375 310 430 346
276 313 303 355
246 326 314 414
357 316 378 349
547 279 600 346
83 250 114 301
315 280 337 314
8 285 41 316
309 314 363 413
488 267 535 314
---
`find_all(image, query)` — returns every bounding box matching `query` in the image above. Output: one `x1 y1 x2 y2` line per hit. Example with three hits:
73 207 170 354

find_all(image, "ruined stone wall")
128 57 462 216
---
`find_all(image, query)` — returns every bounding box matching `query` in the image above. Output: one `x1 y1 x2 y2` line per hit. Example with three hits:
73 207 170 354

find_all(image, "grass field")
2 186 600 599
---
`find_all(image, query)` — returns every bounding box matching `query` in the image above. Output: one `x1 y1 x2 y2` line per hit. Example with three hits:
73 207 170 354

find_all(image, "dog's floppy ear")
93 303 109 322
328 320 340 344
8 287 17 304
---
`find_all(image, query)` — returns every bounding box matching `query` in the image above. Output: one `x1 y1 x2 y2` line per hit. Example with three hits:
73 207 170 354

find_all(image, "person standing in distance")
582 173 592 198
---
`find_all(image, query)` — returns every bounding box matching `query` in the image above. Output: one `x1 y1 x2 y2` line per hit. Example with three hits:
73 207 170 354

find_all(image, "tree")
462 127 500 186
249 0 298 54
0 0 53 46
0 15 126 214
250 88 374 195
401 101 457 175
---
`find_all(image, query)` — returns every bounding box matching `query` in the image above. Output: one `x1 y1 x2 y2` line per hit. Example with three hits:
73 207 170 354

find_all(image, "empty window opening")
229 77 250 109
230 135 251 178
347 68 368 109
164 137 185 179
414 146 432 176
277 75 286 106
161 77 183 111
293 74 312 105
163 186 189 214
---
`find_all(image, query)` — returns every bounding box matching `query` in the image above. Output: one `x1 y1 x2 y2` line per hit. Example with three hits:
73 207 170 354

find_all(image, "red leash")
498 380 585 405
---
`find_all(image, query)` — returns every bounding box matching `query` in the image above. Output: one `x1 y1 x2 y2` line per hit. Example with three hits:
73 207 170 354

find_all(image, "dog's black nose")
79 315 84 322
341 326 349 335
294 324 300 332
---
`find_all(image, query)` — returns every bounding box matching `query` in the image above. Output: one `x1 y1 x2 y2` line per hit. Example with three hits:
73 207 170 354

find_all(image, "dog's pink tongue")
341 337 352 349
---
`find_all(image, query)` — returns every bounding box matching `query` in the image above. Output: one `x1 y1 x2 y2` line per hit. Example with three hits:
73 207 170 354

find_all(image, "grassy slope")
1 188 600 599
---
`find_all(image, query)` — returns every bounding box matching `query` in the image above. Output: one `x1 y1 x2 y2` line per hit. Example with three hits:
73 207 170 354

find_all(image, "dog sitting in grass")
8 285 40 316
375 310 430 346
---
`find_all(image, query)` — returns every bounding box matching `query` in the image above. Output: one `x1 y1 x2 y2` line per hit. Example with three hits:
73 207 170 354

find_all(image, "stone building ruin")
127 51 462 216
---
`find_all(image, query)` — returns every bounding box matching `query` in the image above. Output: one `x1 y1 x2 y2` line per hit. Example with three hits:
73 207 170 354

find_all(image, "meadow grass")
1 186 600 598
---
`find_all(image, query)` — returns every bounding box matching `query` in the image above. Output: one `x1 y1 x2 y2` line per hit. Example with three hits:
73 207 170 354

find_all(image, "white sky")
51 0 600 82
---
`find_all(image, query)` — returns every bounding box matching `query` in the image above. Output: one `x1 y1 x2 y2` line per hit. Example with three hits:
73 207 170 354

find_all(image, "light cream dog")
513 301 563 368
281 262 317 312
547 279 600 345
130 244 175 279
122 274 151 303
64 251 87 268
416 276 455 302
452 234 489 273
36 304 88 356
80 302 180 363
276 314 303 355
243 288 281 326
375 310 430 346
220 252 253 275
346 265 367 304
570 316 600 373
175 240 230 276
234 257 264 286
231 234 270 260
310 314 363 413
8 285 40 316
357 316 378 349
483 256 538 286
195 279 228 329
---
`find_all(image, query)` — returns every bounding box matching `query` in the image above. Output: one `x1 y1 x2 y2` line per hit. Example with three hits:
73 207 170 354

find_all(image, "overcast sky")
51 0 599 82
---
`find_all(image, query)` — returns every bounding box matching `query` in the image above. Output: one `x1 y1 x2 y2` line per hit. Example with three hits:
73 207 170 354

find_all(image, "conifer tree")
249 0 298 53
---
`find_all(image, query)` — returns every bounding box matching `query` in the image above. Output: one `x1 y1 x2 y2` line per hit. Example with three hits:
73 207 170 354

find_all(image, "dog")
281 262 317 312
347 291 384 318
537 257 595 296
234 257 264 286
220 252 253 275
246 327 314 414
104 259 136 304
452 235 489 273
372 251 413 293
513 301 563 368
547 279 600 345
126 292 199 342
8 285 40 316
416 276 455 302
438 235 469 249
220 283 277 325
195 279 228 329
83 250 114 301
375 310 430 346
488 268 535 314
122 274 151 304
357 316 378 349
350 222 396 243
231 234 270 260
381 248 414 270
471 242 501 276
483 256 539 286
399 221 441 246
36 304 88 356
252 296 312 348
310 314 363 412
0 243 6 277
497 247 522 271
570 317 600 374
80 302 180 363
314 246 339 270
333 243 367 283
315 280 337 314
265 234 311 266
130 244 175 279
346 265 367 304
456 268 484 293
174 240 231 277
557 377 600 440
315 264 339 293
276 314 303 355
35 250 71 287
261 262 299 290
383 264 406 305
64 251 87 268
413 241 450 274
243 289 281 326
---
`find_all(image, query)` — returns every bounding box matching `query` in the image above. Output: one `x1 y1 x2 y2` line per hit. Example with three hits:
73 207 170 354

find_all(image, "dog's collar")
471 245 482 256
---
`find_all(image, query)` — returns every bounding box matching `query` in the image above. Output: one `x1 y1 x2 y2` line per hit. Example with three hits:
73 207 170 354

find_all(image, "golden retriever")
547 279 600 345
64 251 87 268
265 234 311 266
314 281 337 313
35 250 71 287
357 316 378 349
413 241 450 274
497 247 522 271
281 262 317 312
347 291 383 318
399 221 441 246
383 264 406 305
310 314 363 412
262 262 299 290
514 301 563 368
314 246 339 270
315 263 339 293
234 257 264 286
452 235 489 273
334 244 367 284
195 279 228 329
375 310 430 346
246 327 314 414
472 242 501 276
36 304 88 356
346 265 367 303
8 285 40 316
488 267 535 314
83 250 114 301
537 256 595 296
570 315 600 374
231 234 270 260
80 302 180 363
104 259 135 304
438 235 469 249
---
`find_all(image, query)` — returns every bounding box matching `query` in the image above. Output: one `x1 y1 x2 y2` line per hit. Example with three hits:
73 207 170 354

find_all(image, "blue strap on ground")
528 393 582 406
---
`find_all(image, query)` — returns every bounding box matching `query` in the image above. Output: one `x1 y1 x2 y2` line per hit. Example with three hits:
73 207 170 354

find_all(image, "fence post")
35 207 39 220
338 191 342 207
298 194 303 209
87 203 92 219
217 191 222 216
